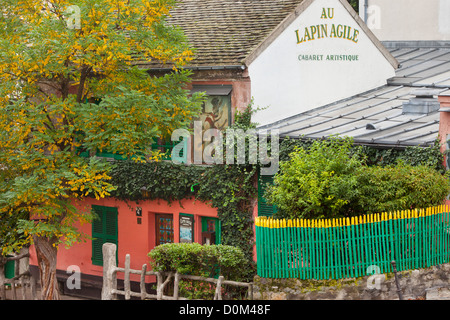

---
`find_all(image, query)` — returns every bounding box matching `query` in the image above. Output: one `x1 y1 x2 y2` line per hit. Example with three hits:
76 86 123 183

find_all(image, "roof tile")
166 0 304 67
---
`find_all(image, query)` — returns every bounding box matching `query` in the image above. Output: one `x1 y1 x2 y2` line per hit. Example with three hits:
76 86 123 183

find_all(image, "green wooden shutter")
257 174 277 217
92 205 118 266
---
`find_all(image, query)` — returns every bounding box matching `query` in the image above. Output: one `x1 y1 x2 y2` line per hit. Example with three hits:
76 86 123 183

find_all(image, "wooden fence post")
0 257 6 300
140 264 147 300
173 272 180 300
214 276 224 300
248 283 253 300
156 271 173 300
101 243 117 300
124 254 131 300
30 272 37 300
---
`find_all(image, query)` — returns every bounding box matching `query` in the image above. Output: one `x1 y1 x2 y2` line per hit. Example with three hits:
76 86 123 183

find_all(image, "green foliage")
149 242 249 299
353 162 450 215
148 242 247 278
109 160 205 203
358 139 445 173
268 137 450 220
149 242 203 274
267 136 364 219
279 137 445 173
0 210 30 256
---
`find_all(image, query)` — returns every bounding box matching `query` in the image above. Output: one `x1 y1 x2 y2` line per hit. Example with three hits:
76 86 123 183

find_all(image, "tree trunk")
33 235 60 300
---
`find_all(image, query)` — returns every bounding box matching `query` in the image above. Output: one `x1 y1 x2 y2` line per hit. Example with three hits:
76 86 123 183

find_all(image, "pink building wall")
29 196 218 282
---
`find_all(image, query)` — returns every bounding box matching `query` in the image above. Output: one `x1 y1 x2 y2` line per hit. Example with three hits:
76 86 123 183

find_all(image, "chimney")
402 89 441 114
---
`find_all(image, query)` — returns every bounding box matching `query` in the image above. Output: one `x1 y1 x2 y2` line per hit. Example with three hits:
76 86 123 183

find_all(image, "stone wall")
253 263 450 300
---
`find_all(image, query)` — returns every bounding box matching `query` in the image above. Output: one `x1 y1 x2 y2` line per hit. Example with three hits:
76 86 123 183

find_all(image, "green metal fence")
255 205 450 279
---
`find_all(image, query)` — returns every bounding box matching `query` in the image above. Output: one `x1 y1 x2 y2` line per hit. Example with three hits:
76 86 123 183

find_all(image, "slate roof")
164 0 304 67
258 42 450 148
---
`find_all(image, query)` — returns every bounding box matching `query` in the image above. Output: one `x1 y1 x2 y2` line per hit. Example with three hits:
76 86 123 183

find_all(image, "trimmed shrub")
266 137 450 219
148 242 247 279
353 162 450 215
148 243 249 299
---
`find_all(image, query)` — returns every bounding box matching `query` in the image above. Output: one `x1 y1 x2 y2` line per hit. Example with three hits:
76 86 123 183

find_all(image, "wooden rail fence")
101 243 253 300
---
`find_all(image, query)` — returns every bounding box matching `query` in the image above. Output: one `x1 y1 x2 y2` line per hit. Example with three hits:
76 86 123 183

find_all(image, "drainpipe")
364 0 369 23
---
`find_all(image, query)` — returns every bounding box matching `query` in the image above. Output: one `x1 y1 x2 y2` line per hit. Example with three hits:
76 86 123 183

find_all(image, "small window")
155 214 174 246
91 205 118 266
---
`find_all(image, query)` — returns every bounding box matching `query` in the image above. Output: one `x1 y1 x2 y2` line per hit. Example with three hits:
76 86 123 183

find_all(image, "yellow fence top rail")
255 205 450 228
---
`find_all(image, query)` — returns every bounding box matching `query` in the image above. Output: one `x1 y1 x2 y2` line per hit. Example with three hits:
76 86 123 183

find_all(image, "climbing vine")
109 161 205 203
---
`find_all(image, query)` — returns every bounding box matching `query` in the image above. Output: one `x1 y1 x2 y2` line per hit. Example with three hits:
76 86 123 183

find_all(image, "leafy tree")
0 168 31 257
0 0 203 299
347 0 359 12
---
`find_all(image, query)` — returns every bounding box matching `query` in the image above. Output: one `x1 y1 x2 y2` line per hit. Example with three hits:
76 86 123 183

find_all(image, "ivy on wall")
279 136 445 172
109 160 205 203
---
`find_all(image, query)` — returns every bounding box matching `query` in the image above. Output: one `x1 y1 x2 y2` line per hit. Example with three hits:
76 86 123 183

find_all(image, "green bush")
148 243 249 299
266 137 450 219
148 242 247 278
148 242 204 275
266 136 363 219
353 162 450 215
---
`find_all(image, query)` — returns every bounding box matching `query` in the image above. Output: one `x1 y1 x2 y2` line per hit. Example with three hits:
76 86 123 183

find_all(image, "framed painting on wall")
191 85 232 160
179 214 194 243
